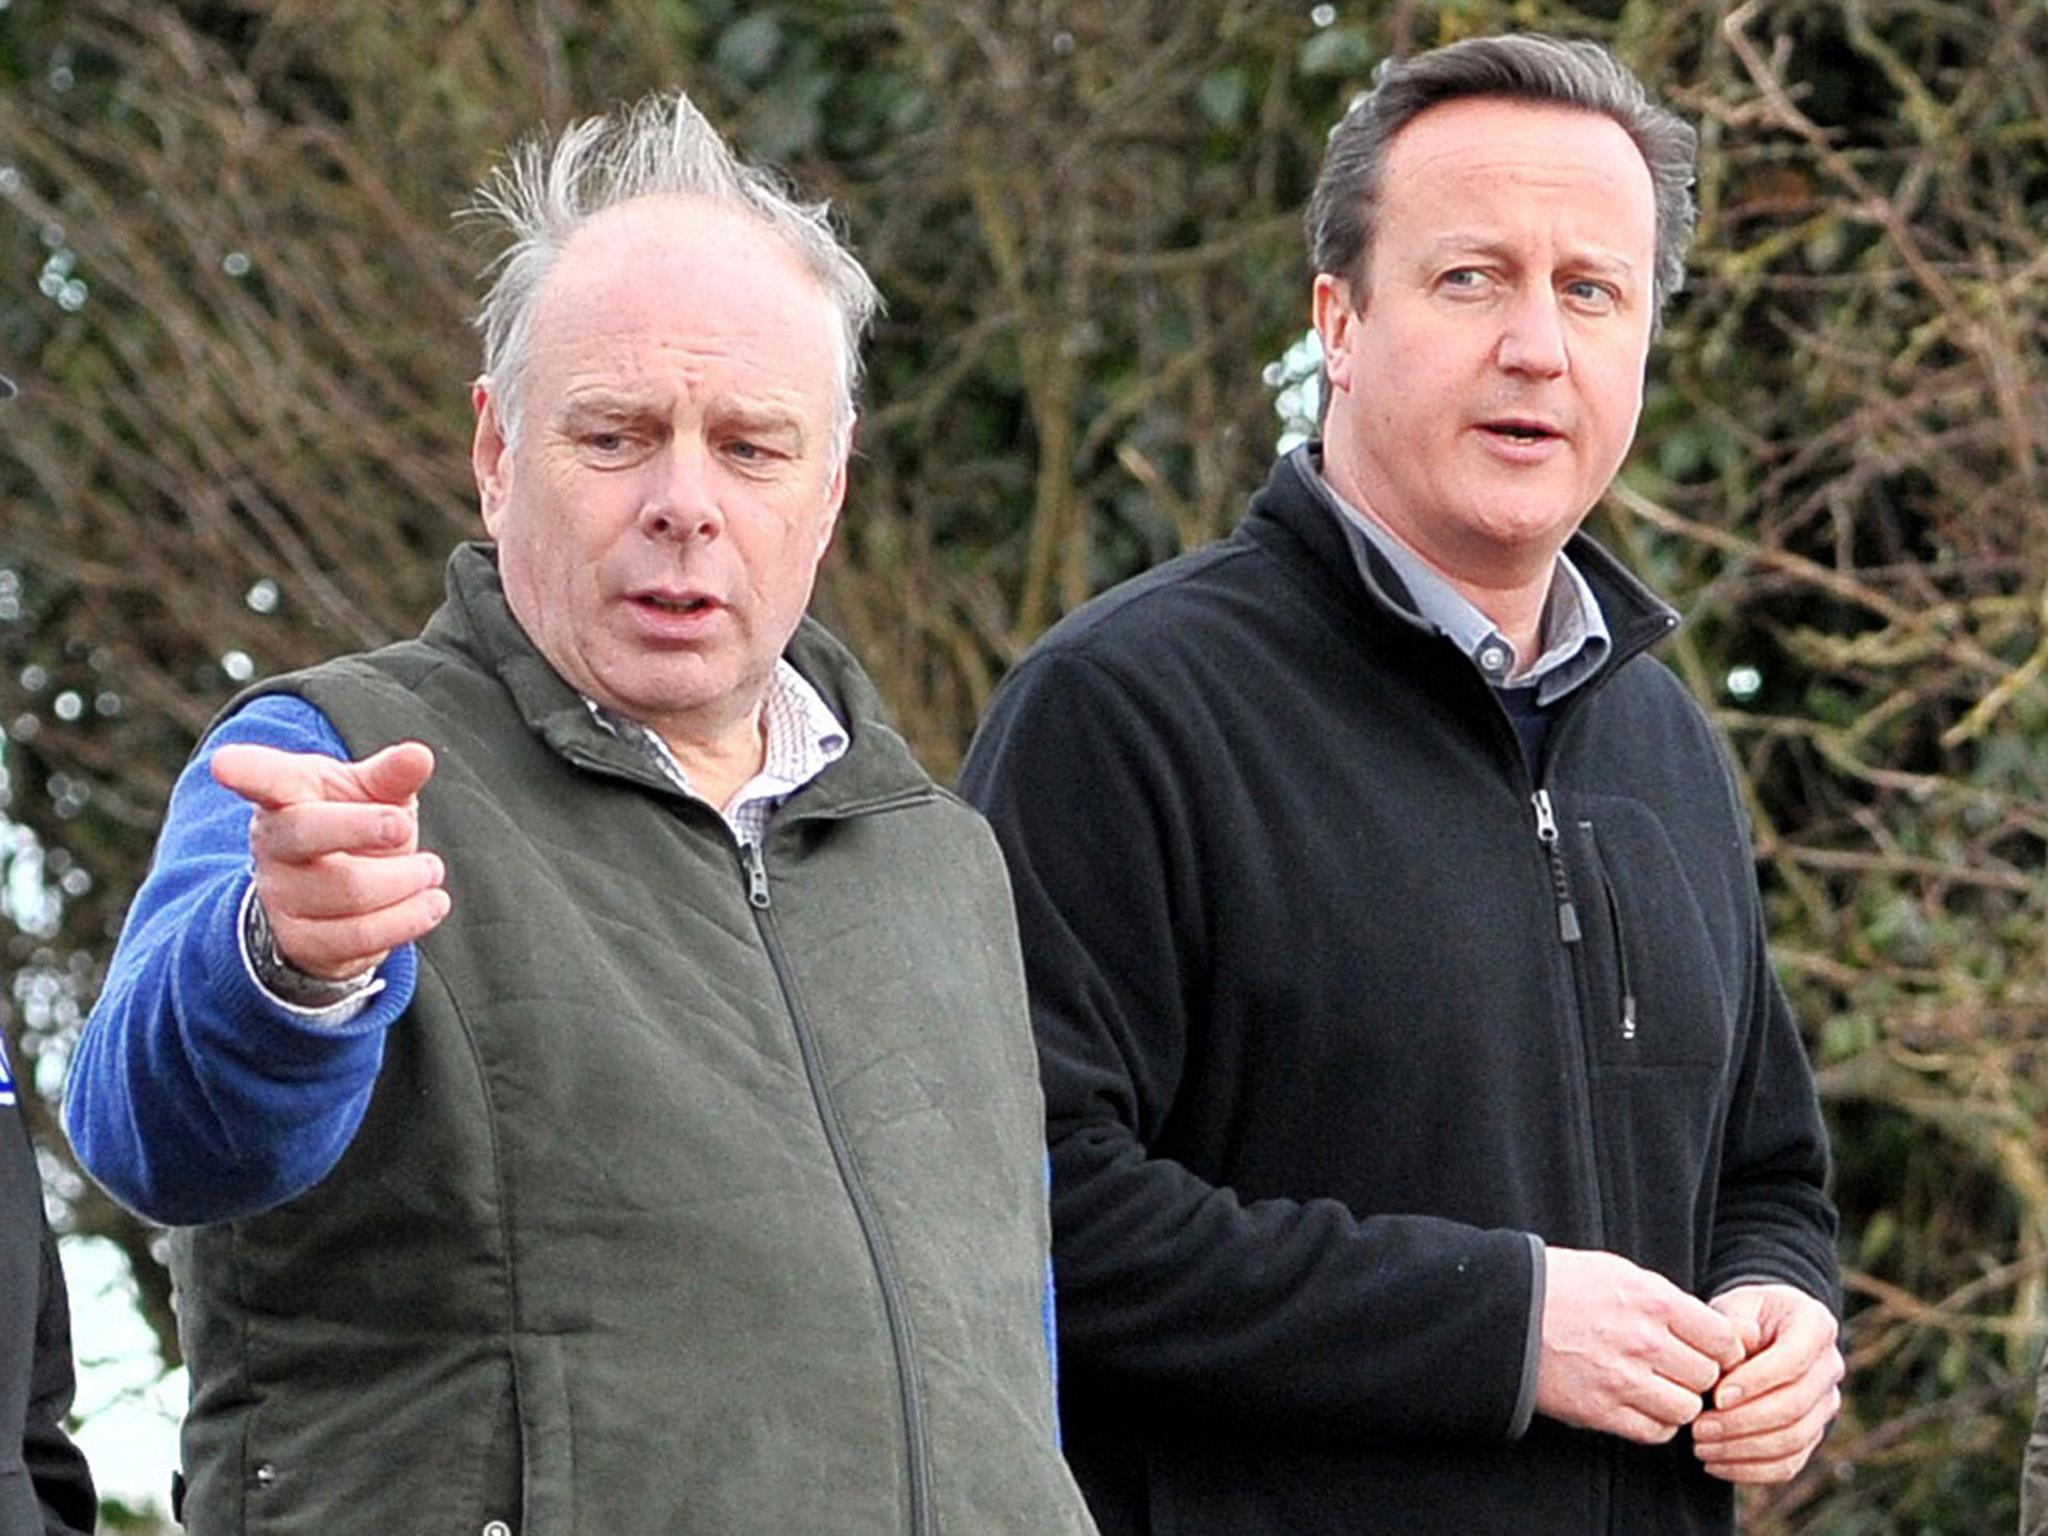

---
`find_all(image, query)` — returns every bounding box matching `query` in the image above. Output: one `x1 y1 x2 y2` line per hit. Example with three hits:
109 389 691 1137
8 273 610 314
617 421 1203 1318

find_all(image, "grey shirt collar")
1294 444 1612 707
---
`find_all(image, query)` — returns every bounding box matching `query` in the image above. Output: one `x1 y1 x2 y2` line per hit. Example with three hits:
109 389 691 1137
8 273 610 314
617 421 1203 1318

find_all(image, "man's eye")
584 431 634 454
1442 268 1490 293
1566 280 1619 309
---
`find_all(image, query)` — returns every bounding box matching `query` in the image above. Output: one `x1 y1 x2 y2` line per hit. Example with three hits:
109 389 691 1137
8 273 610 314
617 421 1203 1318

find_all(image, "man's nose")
638 444 724 542
1495 289 1570 380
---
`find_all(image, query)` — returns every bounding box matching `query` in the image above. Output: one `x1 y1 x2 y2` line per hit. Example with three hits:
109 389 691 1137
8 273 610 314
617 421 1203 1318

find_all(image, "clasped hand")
1536 1249 1841 1485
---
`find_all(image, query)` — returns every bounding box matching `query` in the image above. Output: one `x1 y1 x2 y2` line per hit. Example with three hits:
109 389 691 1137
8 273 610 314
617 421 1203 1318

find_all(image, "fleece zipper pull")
1531 790 1582 944
741 840 771 909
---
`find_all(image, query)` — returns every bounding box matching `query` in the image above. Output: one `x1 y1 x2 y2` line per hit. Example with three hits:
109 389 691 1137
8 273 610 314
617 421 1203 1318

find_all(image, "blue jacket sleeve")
64 695 416 1225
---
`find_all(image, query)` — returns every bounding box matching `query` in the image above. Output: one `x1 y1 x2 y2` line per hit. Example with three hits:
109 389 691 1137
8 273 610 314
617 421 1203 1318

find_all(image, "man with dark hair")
961 32 1841 1536
66 92 1095 1536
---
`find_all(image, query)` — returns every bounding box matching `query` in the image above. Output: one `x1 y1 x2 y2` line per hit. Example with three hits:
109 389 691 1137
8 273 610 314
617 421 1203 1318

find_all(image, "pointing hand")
211 740 449 981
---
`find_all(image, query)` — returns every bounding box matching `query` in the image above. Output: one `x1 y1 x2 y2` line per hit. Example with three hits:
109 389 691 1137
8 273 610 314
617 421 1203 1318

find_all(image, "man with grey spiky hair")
68 92 1097 1536
962 31 1841 1536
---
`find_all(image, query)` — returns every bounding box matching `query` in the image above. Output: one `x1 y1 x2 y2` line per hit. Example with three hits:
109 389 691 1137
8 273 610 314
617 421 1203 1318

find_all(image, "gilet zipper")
739 839 934 1536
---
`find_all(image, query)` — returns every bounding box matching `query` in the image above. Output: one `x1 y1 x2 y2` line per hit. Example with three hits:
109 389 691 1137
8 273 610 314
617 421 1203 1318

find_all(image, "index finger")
1663 1292 1748 1374
213 740 435 812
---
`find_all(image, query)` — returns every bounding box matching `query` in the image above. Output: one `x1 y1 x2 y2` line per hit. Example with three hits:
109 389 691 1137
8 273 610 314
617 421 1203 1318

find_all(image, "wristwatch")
243 890 376 1010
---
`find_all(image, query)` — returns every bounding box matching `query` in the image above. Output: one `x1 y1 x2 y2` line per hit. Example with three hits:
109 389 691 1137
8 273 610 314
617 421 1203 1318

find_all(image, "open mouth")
1481 421 1561 444
635 593 717 615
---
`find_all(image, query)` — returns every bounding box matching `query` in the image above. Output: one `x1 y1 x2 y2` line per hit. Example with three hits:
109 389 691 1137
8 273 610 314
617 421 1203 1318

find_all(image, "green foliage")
1 1 2044 1528
95 1493 173 1533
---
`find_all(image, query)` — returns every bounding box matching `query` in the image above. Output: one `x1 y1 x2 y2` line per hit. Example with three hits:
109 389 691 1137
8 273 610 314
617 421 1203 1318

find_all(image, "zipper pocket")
1579 821 1638 1044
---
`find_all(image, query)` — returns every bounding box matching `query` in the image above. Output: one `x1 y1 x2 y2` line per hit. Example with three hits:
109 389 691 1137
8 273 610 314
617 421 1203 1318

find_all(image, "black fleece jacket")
0 1097 95 1536
959 451 1838 1536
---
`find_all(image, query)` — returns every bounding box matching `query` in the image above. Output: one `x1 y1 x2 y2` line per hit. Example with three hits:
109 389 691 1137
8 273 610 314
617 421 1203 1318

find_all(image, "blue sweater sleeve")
65 695 416 1225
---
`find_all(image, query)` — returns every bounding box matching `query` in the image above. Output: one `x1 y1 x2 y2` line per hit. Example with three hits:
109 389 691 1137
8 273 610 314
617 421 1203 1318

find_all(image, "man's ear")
471 379 512 536
816 429 852 559
1311 273 1361 396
